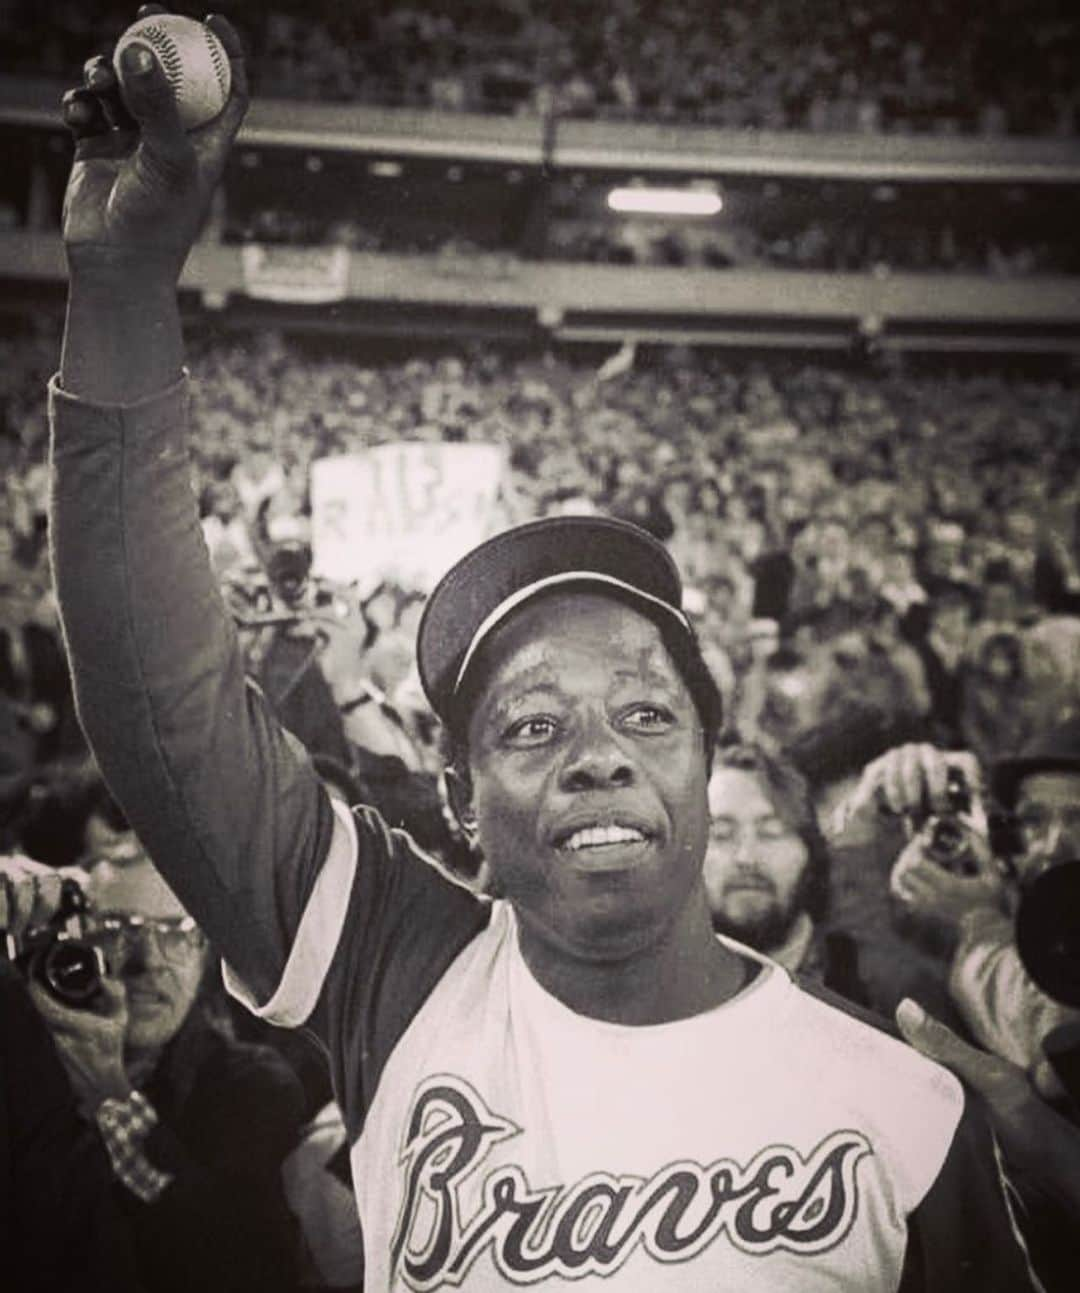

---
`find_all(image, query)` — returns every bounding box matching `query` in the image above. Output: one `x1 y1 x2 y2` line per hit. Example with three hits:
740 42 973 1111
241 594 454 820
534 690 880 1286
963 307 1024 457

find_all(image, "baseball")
113 14 231 131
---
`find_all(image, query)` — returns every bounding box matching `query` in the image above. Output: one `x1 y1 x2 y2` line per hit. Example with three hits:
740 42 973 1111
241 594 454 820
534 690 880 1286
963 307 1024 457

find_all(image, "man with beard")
702 743 870 998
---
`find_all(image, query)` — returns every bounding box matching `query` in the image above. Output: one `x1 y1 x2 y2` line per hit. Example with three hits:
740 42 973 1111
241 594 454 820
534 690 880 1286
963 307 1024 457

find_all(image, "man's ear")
444 764 478 841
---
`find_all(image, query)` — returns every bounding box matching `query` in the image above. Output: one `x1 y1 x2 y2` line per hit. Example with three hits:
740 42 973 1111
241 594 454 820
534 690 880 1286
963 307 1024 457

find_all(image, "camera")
1016 858 1080 1105
1017 858 1080 1009
266 540 313 608
11 877 106 1008
924 766 979 876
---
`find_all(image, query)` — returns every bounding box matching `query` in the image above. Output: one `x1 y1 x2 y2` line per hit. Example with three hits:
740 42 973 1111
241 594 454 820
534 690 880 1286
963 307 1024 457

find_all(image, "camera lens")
1016 859 1080 1008
930 818 965 859
39 936 105 1006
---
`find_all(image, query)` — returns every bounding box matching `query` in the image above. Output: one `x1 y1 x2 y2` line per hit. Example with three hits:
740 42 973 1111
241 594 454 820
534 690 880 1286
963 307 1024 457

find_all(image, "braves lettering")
392 1076 872 1288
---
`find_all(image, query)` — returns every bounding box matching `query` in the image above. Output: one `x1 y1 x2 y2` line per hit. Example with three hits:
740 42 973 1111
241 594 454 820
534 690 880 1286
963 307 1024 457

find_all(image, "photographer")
1 873 140 1293
843 725 1080 1081
841 728 1080 1291
1 844 304 1293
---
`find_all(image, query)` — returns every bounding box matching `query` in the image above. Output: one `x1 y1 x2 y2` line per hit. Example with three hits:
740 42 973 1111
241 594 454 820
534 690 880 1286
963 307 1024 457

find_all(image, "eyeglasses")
86 913 206 965
1015 805 1080 852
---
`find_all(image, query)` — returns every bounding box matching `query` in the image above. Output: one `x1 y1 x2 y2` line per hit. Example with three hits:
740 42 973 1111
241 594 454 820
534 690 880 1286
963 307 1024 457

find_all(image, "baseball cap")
991 716 1080 808
417 515 693 726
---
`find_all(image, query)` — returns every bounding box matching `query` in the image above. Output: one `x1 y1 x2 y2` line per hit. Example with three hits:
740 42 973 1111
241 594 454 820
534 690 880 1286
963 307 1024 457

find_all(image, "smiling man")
43 10 1041 1291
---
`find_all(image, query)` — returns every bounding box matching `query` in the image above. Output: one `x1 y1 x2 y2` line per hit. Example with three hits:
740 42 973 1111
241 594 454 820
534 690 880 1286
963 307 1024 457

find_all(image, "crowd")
231 194 1080 279
545 208 1080 278
5 322 1080 825
4 312 1080 1287
3 0 1077 135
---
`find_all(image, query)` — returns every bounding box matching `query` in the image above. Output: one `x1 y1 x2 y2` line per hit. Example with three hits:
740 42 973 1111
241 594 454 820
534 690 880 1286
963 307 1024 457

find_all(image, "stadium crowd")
4 313 1080 1288
3 0 1077 136
5 320 1080 850
232 196 1080 279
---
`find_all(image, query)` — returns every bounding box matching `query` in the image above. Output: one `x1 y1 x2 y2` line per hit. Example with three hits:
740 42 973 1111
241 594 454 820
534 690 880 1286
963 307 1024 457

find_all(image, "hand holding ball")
114 14 231 131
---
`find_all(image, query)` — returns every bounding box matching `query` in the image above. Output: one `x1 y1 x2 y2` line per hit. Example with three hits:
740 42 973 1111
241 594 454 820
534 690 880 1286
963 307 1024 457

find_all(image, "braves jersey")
49 377 1040 1291
218 800 1035 1291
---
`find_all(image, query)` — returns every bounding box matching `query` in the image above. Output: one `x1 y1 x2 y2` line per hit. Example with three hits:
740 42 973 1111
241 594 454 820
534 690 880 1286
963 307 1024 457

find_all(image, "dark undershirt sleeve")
898 1091 1042 1292
50 375 334 1002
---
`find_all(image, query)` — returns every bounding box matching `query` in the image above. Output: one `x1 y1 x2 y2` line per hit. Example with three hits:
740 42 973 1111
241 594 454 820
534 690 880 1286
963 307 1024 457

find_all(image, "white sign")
240 244 351 304
311 443 507 592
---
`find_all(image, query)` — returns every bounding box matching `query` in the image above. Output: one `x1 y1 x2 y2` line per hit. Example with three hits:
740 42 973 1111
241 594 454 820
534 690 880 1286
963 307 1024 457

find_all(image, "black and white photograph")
1 3 1078 1289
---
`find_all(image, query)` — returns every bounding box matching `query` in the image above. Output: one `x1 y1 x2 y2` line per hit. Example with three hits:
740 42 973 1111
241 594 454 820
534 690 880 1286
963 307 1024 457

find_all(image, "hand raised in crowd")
832 741 983 833
889 821 1003 933
61 5 248 283
897 998 1080 1218
27 973 132 1115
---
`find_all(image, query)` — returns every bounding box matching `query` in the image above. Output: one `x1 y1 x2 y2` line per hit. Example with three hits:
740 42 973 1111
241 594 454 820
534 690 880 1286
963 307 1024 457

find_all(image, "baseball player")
43 10 1041 1289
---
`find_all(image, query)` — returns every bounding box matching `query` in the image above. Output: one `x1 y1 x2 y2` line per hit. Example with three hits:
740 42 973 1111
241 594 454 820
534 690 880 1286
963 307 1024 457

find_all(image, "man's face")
930 598 970 642
1013 771 1080 886
982 582 1019 626
464 592 709 967
703 768 810 953
87 853 207 1053
209 482 240 522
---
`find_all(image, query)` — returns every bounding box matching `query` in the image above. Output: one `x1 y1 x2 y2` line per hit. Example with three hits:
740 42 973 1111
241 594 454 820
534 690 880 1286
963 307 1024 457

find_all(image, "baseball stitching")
135 22 184 92
204 30 230 97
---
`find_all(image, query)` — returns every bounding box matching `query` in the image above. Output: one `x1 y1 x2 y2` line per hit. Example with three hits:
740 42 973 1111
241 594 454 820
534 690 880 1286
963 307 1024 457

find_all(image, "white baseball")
114 14 231 131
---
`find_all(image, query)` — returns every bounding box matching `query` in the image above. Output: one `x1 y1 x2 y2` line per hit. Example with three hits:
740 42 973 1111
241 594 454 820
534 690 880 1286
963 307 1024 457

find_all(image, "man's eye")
623 704 674 731
757 819 791 841
505 716 557 744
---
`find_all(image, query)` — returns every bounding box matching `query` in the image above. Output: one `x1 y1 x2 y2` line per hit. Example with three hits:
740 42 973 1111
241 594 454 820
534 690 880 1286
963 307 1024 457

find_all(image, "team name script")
391 1076 872 1288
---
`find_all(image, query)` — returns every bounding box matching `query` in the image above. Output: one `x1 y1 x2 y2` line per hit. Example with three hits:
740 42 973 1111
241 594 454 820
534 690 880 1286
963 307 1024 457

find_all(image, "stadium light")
607 186 722 216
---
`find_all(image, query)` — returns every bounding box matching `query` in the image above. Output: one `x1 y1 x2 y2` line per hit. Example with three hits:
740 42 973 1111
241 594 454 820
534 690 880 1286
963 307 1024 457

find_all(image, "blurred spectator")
200 479 257 578
912 580 977 748
2 0 1076 136
846 730 1080 1290
954 723 1080 1075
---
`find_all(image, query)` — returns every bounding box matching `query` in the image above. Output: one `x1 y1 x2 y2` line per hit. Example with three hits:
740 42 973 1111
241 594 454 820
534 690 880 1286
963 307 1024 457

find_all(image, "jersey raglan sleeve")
898 1086 1044 1293
48 376 484 1038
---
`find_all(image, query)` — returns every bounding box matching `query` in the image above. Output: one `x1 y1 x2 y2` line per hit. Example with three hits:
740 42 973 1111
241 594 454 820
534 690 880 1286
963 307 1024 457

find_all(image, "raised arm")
50 11 486 1070
49 8 337 1004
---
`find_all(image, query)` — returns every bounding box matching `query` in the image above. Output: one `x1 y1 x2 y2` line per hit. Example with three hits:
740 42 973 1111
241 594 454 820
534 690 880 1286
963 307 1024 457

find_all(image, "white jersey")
223 804 1037 1293
352 903 956 1290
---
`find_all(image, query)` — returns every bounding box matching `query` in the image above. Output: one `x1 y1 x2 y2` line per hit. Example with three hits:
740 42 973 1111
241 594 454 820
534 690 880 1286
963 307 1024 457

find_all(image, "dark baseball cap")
417 515 693 726
991 716 1080 808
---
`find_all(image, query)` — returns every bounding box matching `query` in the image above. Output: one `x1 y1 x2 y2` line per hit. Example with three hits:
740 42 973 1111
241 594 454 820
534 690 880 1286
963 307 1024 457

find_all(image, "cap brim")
992 753 1080 807
417 515 688 725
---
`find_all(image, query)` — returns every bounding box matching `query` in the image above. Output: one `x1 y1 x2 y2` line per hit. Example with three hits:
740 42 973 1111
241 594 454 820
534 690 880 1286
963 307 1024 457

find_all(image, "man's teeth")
562 825 646 851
